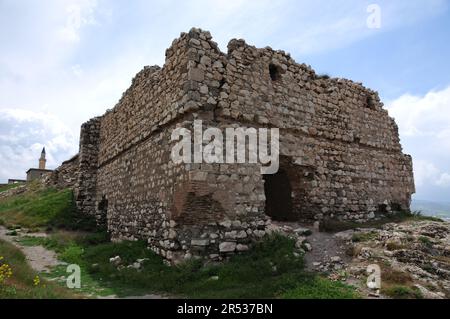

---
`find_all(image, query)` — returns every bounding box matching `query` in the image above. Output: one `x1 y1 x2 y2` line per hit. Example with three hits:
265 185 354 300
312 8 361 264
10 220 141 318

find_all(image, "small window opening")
366 95 376 109
269 64 282 81
98 195 108 213
378 204 388 213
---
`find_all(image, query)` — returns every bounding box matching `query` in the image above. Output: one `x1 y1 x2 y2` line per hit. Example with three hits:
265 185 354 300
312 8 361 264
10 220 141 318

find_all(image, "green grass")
281 277 360 299
73 235 360 299
19 233 360 299
0 187 98 231
418 236 433 247
351 231 378 243
0 239 77 299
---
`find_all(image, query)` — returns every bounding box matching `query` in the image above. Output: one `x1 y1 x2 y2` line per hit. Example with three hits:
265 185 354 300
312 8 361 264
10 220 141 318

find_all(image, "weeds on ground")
0 239 77 298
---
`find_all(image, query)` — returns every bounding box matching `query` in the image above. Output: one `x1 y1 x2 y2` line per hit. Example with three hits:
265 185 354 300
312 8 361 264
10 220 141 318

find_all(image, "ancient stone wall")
75 117 103 224
47 154 79 189
213 37 414 222
72 28 415 262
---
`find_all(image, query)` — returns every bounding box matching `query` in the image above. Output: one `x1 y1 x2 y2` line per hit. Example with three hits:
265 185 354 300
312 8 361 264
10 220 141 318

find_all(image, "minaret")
39 147 46 170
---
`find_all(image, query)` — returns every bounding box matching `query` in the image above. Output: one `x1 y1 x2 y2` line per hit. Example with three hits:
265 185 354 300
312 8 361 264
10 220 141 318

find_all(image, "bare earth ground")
0 226 62 272
269 221 348 270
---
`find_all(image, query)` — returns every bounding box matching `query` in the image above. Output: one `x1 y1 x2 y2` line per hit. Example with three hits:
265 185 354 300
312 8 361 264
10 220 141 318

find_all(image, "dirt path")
269 221 349 270
304 229 351 272
269 221 386 298
0 226 63 273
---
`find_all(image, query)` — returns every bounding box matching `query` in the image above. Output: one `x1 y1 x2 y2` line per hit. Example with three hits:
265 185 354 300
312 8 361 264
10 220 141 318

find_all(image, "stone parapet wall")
47 154 79 189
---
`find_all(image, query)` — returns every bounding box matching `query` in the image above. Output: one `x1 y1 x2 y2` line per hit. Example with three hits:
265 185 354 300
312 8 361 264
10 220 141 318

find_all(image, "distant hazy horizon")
411 198 450 221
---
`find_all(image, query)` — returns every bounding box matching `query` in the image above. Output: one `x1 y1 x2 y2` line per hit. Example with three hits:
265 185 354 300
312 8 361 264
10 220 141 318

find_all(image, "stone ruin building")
50 28 415 263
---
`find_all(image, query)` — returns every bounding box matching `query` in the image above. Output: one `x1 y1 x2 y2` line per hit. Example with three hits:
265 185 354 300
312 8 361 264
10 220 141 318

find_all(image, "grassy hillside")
0 184 97 231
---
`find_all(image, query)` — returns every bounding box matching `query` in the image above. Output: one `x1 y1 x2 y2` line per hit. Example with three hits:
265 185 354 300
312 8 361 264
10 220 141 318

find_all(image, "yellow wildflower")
0 258 13 284
33 275 40 286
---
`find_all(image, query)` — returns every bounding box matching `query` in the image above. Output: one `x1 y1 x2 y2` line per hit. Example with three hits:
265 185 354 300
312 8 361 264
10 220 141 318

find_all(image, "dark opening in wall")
263 169 295 221
98 195 108 214
378 204 388 213
391 203 402 212
366 95 376 109
269 64 282 81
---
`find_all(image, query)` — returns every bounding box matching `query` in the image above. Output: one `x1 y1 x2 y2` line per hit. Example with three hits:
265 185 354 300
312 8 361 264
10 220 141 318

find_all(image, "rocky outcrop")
268 219 449 299
333 220 450 299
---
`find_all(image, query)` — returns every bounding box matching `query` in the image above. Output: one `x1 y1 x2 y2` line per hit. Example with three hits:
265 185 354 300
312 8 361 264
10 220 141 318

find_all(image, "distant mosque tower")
26 146 53 182
39 147 46 169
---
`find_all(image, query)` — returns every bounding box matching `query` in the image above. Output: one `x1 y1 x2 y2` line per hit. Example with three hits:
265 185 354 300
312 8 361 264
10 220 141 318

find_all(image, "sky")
0 0 449 202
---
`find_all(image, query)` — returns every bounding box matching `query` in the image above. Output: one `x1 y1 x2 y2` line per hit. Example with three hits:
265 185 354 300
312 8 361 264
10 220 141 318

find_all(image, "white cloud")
58 0 99 43
387 85 450 200
387 85 450 145
0 109 78 182
413 160 439 188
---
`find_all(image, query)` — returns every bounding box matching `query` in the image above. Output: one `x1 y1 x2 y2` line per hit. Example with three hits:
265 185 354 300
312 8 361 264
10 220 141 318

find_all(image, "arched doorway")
263 169 295 221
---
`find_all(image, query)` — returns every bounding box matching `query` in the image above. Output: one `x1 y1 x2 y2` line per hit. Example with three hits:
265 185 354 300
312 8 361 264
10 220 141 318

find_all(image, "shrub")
60 245 84 265
419 236 432 247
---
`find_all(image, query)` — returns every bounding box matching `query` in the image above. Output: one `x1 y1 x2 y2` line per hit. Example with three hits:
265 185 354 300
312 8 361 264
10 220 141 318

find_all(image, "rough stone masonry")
50 28 415 263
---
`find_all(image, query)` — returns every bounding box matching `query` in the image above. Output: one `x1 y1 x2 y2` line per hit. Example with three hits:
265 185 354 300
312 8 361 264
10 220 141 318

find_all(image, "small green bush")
419 236 432 247
60 245 84 265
